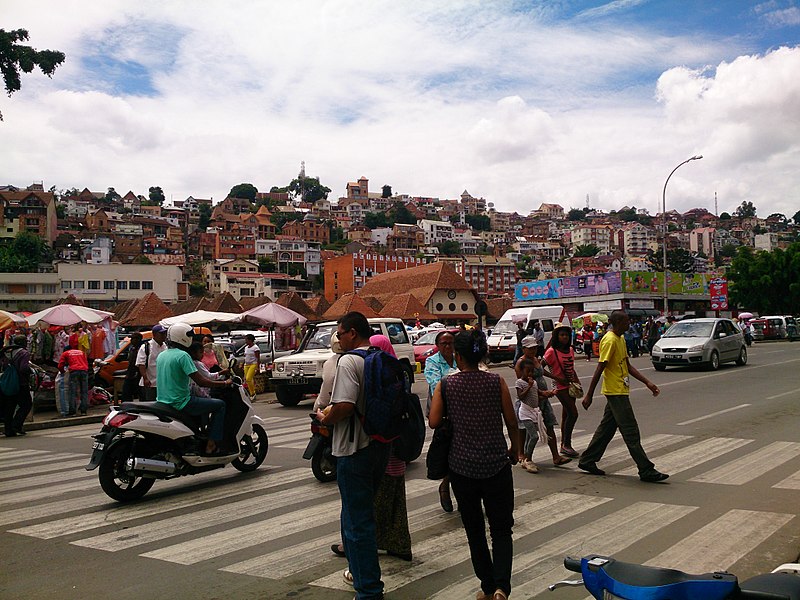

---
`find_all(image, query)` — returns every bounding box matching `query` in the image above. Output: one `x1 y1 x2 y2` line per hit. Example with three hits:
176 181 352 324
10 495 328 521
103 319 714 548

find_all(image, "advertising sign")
514 272 622 301
708 277 729 310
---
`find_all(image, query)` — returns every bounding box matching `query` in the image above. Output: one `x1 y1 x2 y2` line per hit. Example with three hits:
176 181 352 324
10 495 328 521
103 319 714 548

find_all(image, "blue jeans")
69 370 88 412
337 441 391 599
182 395 226 442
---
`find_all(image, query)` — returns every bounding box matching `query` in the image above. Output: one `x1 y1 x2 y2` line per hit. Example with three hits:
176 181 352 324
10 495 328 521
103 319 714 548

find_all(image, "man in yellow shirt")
579 310 668 483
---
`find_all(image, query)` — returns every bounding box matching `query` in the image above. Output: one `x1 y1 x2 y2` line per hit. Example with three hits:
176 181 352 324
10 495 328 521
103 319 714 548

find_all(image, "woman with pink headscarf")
369 334 396 358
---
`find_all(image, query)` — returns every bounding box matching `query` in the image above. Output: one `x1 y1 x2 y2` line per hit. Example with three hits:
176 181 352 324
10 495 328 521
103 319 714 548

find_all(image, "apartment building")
0 189 58 243
323 252 426 302
444 255 518 297
615 222 656 256
572 224 614 254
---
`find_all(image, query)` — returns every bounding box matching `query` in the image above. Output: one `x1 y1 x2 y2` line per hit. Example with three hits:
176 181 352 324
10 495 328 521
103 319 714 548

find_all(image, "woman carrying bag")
428 330 519 600
543 322 583 458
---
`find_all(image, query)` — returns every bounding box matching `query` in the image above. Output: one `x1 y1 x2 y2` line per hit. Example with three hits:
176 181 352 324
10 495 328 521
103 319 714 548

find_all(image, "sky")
2 0 800 218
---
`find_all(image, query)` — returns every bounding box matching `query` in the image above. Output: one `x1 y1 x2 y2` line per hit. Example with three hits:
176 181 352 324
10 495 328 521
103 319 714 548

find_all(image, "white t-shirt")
314 354 341 411
330 351 371 458
244 344 259 365
135 340 165 387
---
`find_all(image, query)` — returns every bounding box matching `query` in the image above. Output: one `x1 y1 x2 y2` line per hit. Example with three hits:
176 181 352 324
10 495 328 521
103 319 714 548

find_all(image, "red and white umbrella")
0 309 26 331
26 304 114 327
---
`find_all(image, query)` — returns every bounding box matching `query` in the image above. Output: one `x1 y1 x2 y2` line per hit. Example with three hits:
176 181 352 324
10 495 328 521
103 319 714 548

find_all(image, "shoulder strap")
145 340 151 359
440 376 448 417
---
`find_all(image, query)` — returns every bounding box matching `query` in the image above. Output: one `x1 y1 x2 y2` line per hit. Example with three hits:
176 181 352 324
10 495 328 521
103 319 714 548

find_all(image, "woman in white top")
242 334 260 397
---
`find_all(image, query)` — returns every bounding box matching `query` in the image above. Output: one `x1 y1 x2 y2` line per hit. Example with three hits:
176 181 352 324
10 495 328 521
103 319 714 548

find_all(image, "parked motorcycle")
550 554 800 599
86 374 268 502
302 413 336 482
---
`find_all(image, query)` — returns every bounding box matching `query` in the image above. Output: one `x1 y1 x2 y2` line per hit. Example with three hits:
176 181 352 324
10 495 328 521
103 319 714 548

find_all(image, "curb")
25 413 107 431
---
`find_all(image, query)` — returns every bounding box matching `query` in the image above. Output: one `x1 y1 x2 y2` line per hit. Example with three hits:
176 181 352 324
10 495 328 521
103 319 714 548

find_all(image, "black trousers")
121 377 140 402
2 389 32 434
449 463 515 596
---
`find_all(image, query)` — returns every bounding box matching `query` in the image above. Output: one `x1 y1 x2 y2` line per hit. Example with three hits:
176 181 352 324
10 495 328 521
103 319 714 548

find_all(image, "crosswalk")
2 418 800 599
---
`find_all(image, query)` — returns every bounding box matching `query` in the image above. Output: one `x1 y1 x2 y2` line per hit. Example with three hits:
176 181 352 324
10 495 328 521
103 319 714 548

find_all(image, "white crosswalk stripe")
0 452 86 469
689 441 800 485
774 468 800 490
615 436 753 477
0 458 89 480
0 466 94 492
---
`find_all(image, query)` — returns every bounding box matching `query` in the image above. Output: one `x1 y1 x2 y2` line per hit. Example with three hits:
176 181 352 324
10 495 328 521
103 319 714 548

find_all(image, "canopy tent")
240 303 307 328
160 310 243 327
26 304 114 327
572 313 609 329
0 309 26 331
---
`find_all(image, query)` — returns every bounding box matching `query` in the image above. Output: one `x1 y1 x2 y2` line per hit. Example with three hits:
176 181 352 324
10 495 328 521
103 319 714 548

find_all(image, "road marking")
0 467 94 493
311 492 613 593
0 452 87 470
0 449 57 461
36 424 105 438
0 458 90 481
71 479 339 552
766 387 800 401
11 467 305 539
773 468 800 490
598 433 692 466
615 437 753 477
0 478 98 507
645 509 793 572
654 357 800 390
141 479 434 564
677 404 752 426
437 501 697 600
690 441 800 485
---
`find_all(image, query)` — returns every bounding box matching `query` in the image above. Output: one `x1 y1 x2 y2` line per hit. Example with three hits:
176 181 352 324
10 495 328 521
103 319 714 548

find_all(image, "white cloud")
0 1 798 219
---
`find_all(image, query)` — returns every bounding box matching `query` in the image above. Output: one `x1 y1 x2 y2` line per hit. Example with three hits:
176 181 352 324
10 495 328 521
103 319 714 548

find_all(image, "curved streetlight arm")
661 155 703 314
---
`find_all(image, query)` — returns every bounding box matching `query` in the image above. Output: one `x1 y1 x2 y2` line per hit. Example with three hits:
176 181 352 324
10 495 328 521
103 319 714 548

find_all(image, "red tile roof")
358 261 476 307
206 292 243 314
305 295 331 317
378 293 437 321
116 292 174 327
169 296 210 316
275 292 317 320
238 296 272 311
322 293 381 320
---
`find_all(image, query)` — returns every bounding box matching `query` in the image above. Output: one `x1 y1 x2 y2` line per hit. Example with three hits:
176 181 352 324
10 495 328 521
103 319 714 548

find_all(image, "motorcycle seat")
120 402 201 431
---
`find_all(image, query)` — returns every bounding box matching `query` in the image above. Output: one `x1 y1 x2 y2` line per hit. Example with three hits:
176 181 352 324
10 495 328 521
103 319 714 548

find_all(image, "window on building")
61 281 72 289
103 280 115 290
142 281 153 290
436 303 443 311
73 280 85 289
130 281 141 290
117 281 127 290
88 281 100 290
42 284 56 294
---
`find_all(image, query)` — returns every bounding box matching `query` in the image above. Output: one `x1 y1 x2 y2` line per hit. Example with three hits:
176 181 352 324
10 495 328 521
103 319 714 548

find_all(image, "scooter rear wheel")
311 445 337 482
98 438 155 502
232 423 268 472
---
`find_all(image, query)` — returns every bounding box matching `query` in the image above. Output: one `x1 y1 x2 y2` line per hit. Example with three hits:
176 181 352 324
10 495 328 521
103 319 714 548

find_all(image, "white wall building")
418 219 454 245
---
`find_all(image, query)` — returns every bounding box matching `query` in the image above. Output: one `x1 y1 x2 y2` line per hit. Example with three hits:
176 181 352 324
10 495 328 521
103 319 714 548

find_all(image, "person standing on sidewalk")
579 310 668 483
531 321 545 357
136 325 167 402
1 335 32 436
58 345 89 416
121 332 143 402
315 311 390 600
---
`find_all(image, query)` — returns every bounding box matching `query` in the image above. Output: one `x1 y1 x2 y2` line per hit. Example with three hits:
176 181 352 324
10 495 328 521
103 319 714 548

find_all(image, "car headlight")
653 345 661 353
423 348 436 357
687 345 705 352
276 363 286 373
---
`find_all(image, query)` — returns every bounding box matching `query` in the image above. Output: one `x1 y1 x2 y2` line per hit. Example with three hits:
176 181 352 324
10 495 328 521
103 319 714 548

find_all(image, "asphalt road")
1 342 799 599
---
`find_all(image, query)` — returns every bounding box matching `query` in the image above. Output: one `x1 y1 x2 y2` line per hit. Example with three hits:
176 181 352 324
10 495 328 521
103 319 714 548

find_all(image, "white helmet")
167 323 194 348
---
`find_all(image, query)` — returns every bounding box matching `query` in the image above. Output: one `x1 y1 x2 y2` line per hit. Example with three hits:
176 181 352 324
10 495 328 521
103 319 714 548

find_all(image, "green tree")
0 28 65 121
573 244 600 257
104 187 121 204
465 214 491 231
148 186 165 206
567 208 587 221
274 175 331 203
55 204 66 219
646 248 696 272
258 257 277 272
229 183 258 202
189 282 207 297
792 210 800 225
363 212 389 228
390 201 417 225
198 203 211 230
718 244 738 259
728 244 800 313
719 212 732 220
132 254 152 264
0 231 53 272
436 240 461 256
734 200 757 218
381 184 392 198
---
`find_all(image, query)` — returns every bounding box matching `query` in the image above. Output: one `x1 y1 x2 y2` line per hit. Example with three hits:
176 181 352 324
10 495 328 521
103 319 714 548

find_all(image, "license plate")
92 441 104 450
288 377 307 385
666 354 682 360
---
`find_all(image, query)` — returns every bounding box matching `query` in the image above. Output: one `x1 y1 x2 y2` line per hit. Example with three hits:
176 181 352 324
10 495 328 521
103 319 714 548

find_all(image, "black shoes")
578 462 606 476
80 409 87 416
331 543 346 557
640 471 669 483
438 483 454 513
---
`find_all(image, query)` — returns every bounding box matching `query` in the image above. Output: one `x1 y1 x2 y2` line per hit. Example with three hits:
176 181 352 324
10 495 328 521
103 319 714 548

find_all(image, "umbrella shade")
0 309 27 331
241 302 307 328
738 312 754 320
26 304 114 327
576 313 609 323
160 310 243 327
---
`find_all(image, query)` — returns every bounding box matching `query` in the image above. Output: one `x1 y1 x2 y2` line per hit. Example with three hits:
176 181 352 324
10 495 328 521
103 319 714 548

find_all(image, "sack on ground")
350 348 424 462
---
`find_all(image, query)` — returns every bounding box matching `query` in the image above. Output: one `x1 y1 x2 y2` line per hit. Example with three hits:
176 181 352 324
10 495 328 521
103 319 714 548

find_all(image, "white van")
487 305 567 362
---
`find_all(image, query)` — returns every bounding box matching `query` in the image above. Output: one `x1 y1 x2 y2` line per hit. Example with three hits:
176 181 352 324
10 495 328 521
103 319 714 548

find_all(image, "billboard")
623 272 723 296
514 272 622 301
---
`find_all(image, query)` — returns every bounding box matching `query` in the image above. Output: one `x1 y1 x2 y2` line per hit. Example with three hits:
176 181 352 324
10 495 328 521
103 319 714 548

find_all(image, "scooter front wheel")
98 438 155 502
311 445 337 482
232 423 268 472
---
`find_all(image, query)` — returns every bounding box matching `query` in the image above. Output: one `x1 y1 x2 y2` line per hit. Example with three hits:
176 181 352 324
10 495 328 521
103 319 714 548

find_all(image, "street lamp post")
661 155 703 315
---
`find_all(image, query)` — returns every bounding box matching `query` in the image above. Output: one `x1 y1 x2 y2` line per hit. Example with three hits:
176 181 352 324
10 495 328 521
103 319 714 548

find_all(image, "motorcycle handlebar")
564 557 582 572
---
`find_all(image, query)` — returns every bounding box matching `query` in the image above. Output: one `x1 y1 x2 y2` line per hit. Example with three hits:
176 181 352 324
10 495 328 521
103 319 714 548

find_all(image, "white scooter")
86 373 268 502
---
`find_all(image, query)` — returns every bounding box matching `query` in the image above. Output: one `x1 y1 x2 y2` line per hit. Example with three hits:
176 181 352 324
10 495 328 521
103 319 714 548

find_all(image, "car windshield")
493 320 519 335
663 322 714 338
300 324 337 351
414 331 442 346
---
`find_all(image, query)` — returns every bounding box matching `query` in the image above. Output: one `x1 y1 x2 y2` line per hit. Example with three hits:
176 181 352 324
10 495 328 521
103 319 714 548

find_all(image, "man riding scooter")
158 323 233 455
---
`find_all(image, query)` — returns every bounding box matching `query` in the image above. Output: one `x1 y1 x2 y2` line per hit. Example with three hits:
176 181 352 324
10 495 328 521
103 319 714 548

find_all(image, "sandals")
343 569 354 586
560 446 580 458
553 456 572 466
439 482 454 513
493 590 508 600
331 543 345 557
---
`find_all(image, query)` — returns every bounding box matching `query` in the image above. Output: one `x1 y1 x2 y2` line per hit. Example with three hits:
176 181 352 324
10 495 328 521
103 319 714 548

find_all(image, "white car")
271 318 416 407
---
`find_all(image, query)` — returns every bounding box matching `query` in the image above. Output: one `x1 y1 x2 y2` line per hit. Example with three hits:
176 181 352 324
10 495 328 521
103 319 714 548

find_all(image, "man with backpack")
1 335 32 436
316 311 391 600
136 325 167 402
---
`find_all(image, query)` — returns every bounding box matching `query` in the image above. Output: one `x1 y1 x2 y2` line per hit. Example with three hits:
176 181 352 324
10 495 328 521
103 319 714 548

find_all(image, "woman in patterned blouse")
429 330 519 600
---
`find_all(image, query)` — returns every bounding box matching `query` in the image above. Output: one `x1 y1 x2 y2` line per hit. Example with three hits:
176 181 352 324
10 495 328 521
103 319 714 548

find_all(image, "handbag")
426 377 452 480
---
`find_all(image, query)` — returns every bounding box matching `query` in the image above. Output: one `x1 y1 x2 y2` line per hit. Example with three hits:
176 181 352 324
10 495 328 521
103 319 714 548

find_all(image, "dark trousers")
449 463 515 597
2 389 32 434
580 395 655 475
337 441 391 600
121 377 140 402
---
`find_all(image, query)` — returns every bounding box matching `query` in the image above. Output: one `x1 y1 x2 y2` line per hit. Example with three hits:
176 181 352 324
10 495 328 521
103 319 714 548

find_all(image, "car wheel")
653 363 667 372
735 346 747 366
276 385 303 407
708 350 720 371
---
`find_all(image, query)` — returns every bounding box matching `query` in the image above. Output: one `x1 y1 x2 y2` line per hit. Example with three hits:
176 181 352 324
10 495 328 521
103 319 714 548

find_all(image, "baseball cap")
152 324 167 334
521 335 538 348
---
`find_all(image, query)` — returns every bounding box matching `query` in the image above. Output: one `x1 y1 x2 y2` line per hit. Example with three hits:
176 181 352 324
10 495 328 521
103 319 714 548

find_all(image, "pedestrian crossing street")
2 415 799 599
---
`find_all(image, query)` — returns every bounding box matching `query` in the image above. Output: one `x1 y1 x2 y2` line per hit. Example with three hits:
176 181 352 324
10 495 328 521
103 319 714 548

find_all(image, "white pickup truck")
271 318 416 406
